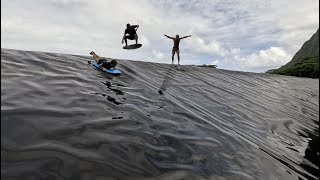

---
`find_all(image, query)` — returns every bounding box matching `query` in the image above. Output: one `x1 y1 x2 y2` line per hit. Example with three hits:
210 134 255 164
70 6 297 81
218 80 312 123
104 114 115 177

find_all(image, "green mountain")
284 28 319 68
271 56 319 78
269 28 319 78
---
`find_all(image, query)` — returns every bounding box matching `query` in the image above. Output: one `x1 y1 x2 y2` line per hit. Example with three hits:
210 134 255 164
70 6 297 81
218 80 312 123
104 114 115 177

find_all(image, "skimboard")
123 44 142 50
93 63 121 75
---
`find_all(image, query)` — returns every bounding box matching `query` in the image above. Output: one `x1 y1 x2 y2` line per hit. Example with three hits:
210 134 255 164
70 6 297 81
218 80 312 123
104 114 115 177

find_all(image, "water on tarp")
1 48 319 180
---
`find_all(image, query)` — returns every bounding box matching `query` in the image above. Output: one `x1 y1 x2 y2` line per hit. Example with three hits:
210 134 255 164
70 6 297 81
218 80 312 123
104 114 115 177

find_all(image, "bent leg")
126 35 135 46
135 34 138 44
124 36 128 46
90 51 102 63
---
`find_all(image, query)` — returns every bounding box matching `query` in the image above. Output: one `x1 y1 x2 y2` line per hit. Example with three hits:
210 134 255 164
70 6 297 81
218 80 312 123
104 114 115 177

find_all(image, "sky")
1 0 319 72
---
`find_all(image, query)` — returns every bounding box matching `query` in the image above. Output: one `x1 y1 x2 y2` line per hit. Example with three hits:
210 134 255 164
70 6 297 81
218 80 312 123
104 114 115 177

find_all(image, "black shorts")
126 35 136 40
172 47 180 53
98 58 108 64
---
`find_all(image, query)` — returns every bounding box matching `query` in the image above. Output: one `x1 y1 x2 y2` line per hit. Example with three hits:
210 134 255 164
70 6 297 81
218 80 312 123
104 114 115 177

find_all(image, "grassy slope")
270 56 319 78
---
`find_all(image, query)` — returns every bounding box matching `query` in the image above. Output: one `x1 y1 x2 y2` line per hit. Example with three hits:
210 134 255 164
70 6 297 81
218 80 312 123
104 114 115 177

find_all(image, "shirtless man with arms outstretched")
164 34 191 65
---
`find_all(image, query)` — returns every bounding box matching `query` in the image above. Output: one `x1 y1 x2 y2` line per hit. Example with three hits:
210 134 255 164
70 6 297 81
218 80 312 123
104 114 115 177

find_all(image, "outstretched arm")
164 34 174 39
180 35 191 40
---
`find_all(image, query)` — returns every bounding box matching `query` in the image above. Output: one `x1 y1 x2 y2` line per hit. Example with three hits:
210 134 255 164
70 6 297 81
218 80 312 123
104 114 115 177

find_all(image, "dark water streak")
1 48 319 180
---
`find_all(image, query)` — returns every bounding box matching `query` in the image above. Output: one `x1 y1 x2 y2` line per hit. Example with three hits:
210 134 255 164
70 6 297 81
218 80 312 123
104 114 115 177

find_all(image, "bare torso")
173 38 181 49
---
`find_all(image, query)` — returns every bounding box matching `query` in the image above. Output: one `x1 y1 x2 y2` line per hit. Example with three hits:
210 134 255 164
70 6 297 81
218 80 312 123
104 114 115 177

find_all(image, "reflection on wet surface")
1 48 319 180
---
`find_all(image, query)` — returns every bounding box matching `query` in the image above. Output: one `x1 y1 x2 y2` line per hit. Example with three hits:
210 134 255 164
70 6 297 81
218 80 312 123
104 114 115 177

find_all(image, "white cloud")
1 0 319 72
185 36 242 57
234 47 292 70
152 50 164 59
139 35 150 47
185 36 228 57
210 60 219 65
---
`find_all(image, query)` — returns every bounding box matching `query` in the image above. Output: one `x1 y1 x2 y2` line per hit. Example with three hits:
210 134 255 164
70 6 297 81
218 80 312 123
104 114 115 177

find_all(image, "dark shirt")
98 59 112 69
125 25 138 36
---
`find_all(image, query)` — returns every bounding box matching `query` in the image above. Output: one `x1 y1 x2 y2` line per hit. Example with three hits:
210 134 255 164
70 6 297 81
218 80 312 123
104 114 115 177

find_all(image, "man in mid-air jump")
122 23 139 46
